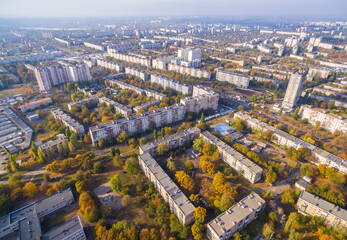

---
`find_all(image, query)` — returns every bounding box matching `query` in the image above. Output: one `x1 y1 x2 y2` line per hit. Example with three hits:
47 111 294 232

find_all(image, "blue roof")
214 124 234 136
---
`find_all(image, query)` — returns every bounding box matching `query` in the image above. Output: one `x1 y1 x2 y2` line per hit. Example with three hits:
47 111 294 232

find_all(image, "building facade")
168 64 211 80
216 69 250 88
299 105 347 134
200 131 263 183
34 63 91 91
107 52 152 67
99 97 133 117
206 193 266 240
51 109 85 136
297 191 347 227
125 67 148 81
151 74 192 95
282 73 305 110
89 104 186 145
234 112 347 174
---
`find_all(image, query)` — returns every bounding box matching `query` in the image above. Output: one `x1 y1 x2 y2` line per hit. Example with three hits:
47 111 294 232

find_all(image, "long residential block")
99 96 133 117
216 69 250 88
107 52 152 67
297 191 347 227
139 153 195 224
299 105 347 134
133 99 161 113
89 104 186 145
200 131 263 183
125 67 148 81
151 74 192 95
168 64 211 80
139 127 201 155
67 96 99 110
207 193 266 240
234 112 347 174
96 59 123 72
107 79 166 100
51 108 85 136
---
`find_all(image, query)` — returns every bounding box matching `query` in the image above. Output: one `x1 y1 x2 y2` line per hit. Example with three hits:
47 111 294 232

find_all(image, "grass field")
0 84 36 98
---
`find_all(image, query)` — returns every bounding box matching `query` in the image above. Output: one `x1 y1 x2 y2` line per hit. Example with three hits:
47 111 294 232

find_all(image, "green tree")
69 133 78 149
184 161 194 174
84 206 101 223
262 222 274 238
110 175 122 192
293 107 300 119
161 128 165 138
98 138 105 149
166 160 176 173
110 147 116 157
200 113 205 124
37 148 46 163
156 142 169 156
191 222 203 240
93 162 104 173
153 129 158 140
31 141 38 158
281 188 299 204
327 100 335 109
62 140 69 155
124 157 138 174
117 131 129 145
288 230 301 240
193 138 205 153
194 207 206 223
279 107 283 115
265 167 277 185
251 95 257 103
57 142 64 156
75 180 87 193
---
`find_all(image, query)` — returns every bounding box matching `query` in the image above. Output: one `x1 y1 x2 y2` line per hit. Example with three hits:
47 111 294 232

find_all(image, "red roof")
19 97 52 109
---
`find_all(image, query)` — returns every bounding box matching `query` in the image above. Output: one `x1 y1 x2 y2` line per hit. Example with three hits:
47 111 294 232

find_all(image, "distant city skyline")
1 0 347 19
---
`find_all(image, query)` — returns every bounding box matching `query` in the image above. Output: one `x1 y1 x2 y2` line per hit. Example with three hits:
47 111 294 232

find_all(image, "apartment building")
207 193 266 240
297 191 347 227
96 59 123 72
152 55 175 70
51 109 85 136
138 153 195 224
257 45 272 54
34 63 92 91
99 96 133 117
125 67 148 81
0 188 85 240
133 99 161 112
308 67 330 79
178 48 201 61
107 43 138 54
107 79 166 100
107 52 152 67
181 94 219 113
299 105 347 134
151 74 192 95
0 52 64 65
168 64 211 80
89 104 186 145
38 133 67 153
192 85 216 97
18 97 52 112
139 127 201 155
84 42 105 51
67 96 99 110
200 131 263 183
234 112 347 174
216 69 250 88
282 73 305 110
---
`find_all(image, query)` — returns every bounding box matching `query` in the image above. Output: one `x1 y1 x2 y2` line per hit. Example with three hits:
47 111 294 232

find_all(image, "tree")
189 194 201 206
288 230 301 240
265 167 277 185
281 188 299 204
262 222 274 239
156 142 169 156
166 160 176 173
62 140 69 155
237 105 244 112
122 194 131 207
31 141 38 158
184 161 194 174
219 192 235 212
251 95 257 103
110 175 122 192
23 182 37 197
98 138 105 149
110 147 116 157
140 228 150 240
193 138 205 153
113 155 123 167
175 171 194 193
293 107 300 119
161 128 165 138
84 206 101 223
124 157 138 174
300 164 316 177
37 148 46 163
117 131 129 145
191 222 203 240
200 113 205 124
70 133 78 149
153 129 158 140
194 207 206 223
279 107 283 115
284 212 302 233
93 162 104 173
327 100 335 109
57 142 64 156
150 229 159 240
75 180 87 193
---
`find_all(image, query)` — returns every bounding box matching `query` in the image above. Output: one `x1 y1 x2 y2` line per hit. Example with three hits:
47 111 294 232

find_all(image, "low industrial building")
18 97 52 113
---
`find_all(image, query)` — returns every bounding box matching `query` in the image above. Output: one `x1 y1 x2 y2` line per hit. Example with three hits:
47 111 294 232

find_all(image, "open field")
0 84 36 98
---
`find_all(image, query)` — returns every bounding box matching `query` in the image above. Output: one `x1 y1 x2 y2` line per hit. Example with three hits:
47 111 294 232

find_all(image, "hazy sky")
0 0 346 19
